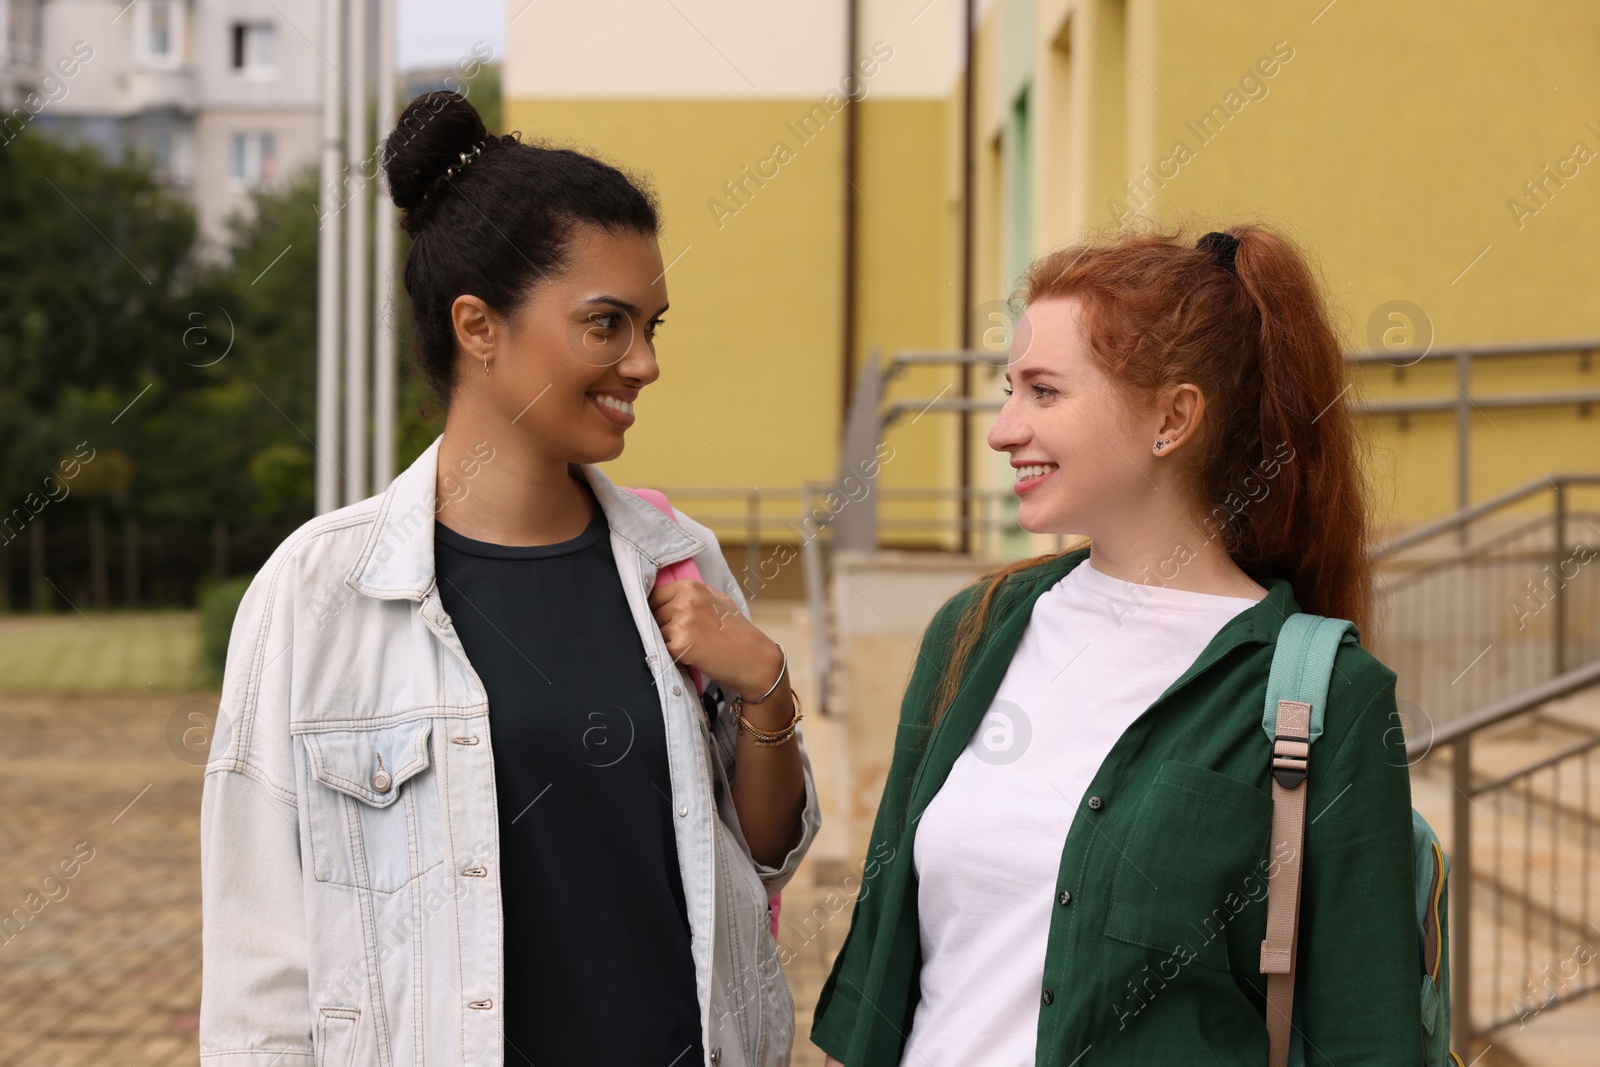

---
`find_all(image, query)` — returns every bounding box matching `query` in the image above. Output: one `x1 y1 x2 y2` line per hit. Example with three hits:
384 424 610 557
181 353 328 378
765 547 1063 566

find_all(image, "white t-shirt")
901 558 1260 1067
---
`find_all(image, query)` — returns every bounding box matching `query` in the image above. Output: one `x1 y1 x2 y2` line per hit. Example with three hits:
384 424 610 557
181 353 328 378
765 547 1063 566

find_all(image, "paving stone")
0 691 206 1066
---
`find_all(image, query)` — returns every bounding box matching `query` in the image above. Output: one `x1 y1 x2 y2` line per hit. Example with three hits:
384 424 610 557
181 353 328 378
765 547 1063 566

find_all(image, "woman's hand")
649 578 806 868
647 580 784 697
824 1058 845 1067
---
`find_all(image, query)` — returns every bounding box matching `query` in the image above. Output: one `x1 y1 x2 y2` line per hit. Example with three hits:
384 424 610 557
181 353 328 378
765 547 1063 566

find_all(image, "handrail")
1414 653 1600 1050
1405 657 1600 760
897 338 1600 367
1358 390 1600 413
1345 336 1600 363
877 342 1600 522
1371 473 1600 557
1471 730 1600 794
889 349 1001 365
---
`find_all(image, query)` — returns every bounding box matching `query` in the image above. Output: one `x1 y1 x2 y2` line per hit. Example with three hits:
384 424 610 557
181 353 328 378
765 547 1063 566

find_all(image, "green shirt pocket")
1102 759 1273 972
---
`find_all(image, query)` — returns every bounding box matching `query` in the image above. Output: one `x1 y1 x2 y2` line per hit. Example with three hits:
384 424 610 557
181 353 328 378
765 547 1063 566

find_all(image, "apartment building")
13 0 322 249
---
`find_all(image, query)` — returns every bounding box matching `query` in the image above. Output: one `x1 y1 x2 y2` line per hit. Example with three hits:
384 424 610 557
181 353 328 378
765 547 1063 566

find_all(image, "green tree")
0 127 449 610
0 132 195 513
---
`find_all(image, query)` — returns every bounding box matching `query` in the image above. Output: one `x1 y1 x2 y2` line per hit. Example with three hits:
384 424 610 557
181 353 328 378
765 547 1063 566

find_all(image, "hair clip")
1197 231 1240 274
420 142 486 203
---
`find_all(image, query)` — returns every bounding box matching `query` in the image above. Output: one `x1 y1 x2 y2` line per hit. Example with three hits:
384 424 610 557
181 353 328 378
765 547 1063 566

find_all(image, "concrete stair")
1410 686 1600 1066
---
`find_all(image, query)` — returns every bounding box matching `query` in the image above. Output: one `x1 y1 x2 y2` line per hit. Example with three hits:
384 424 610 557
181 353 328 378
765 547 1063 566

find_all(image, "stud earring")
1153 438 1169 453
483 353 490 375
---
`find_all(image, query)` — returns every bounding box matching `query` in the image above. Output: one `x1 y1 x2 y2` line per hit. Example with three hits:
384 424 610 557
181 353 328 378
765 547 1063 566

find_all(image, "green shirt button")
1058 890 1072 906
1042 988 1055 1005
1087 795 1103 810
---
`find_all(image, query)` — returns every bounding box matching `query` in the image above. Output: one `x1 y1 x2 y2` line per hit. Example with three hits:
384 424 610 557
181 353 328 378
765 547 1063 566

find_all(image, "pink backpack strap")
626 488 704 587
622 486 782 937
622 487 704 694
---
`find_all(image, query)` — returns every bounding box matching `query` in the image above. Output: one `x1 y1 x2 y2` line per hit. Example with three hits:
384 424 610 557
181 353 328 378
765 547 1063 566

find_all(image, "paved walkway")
0 692 207 1065
0 691 846 1065
26 686 1594 1066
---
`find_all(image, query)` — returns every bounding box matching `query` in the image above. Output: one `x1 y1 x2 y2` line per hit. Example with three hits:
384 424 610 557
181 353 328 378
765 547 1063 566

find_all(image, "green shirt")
811 548 1423 1065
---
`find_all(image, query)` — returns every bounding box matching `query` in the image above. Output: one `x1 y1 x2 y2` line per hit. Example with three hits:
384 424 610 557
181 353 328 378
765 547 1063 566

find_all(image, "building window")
1002 88 1033 288
149 3 172 56
133 0 187 67
230 132 277 188
8 0 42 65
231 23 276 72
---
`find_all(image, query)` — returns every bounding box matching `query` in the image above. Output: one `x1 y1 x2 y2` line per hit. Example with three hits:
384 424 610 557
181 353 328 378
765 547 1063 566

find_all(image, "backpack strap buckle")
1270 700 1312 788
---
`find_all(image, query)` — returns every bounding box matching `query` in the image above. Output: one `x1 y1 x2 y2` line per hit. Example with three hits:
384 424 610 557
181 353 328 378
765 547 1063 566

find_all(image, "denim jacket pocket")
314 1006 360 1067
299 718 445 893
1102 760 1272 971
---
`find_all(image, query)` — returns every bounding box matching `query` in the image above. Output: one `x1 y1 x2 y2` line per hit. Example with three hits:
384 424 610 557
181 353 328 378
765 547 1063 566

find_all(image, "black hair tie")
1197 231 1240 274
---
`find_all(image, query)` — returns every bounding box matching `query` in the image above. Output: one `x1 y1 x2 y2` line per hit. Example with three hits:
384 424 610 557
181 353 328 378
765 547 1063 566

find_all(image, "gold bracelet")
734 688 803 747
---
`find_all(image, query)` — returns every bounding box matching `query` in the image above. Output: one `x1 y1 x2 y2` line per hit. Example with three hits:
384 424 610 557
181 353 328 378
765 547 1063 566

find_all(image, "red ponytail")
925 225 1371 731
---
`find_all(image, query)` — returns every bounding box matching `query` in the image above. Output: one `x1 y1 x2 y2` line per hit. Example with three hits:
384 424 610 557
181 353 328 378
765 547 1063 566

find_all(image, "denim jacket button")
710 1048 721 1066
672 684 683 696
677 805 688 817
371 769 392 792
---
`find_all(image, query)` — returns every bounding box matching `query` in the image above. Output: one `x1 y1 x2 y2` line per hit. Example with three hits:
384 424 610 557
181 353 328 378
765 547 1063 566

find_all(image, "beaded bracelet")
733 687 803 747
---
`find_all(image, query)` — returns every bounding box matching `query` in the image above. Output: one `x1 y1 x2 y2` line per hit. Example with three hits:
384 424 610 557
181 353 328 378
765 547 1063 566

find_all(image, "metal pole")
839 0 859 421
314 0 346 515
1455 351 1470 544
371 0 398 491
746 491 760 599
833 348 883 552
344 0 371 504
1451 736 1473 1052
800 485 831 716
1554 481 1567 676
958 0 975 556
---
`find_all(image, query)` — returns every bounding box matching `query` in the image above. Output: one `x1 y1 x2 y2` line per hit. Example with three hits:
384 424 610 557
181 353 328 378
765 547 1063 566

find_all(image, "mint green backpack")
1260 614 1463 1067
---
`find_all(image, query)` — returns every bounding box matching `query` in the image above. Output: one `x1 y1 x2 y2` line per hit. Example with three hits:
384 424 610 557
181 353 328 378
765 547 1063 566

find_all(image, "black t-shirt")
434 483 704 1065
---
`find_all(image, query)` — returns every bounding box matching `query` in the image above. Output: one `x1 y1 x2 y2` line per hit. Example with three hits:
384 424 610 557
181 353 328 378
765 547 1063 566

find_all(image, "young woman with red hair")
813 226 1423 1065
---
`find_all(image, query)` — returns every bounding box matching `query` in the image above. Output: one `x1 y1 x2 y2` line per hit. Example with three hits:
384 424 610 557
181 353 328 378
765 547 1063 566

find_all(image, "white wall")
504 0 965 101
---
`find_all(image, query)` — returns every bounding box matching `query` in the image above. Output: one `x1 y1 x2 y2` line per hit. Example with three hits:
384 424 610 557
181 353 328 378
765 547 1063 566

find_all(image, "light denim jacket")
199 437 822 1067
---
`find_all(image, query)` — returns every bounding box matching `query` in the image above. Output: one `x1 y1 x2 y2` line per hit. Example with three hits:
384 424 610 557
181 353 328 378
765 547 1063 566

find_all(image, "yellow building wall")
970 0 1600 535
503 93 963 546
853 98 966 549
501 98 850 514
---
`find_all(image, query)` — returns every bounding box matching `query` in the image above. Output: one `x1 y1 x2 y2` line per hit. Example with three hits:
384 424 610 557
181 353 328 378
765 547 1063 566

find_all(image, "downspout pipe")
841 0 860 424
959 0 975 554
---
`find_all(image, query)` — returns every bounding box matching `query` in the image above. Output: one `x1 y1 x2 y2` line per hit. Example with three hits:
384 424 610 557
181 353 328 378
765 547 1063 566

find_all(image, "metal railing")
1348 338 1600 515
1407 661 1600 1051
838 339 1600 547
1376 476 1600 1050
657 344 1600 1053
1370 474 1600 730
662 339 1600 565
665 340 1600 580
652 482 1032 718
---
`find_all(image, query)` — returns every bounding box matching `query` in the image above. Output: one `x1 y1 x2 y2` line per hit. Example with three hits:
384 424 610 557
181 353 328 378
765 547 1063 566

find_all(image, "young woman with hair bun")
199 91 819 1067
814 226 1423 1065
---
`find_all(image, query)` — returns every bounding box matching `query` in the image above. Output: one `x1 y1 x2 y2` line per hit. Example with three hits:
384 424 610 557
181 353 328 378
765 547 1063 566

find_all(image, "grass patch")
0 612 204 691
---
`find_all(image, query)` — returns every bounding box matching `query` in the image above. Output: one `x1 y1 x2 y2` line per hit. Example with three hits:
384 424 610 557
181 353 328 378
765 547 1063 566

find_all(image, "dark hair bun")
387 94 660 401
383 91 492 235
